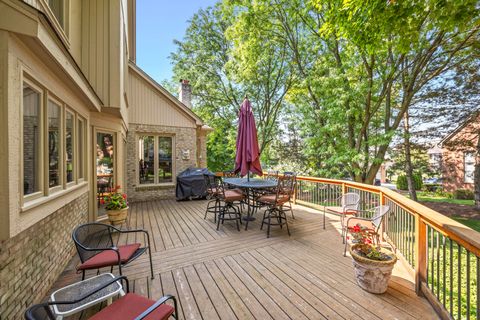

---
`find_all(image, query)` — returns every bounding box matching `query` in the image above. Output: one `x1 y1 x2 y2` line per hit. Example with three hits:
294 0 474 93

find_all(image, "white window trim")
137 134 175 186
21 73 87 207
65 108 76 188
464 152 475 184
77 117 86 183
46 94 64 194
21 78 45 204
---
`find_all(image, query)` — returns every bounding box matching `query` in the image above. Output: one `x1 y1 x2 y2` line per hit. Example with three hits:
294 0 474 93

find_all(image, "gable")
127 65 202 128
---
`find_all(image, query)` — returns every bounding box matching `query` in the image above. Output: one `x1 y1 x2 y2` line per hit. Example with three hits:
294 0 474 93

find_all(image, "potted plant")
101 185 128 225
348 224 397 294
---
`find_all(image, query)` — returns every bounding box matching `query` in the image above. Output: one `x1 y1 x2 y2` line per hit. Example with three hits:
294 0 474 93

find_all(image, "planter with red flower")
102 186 129 225
348 224 397 294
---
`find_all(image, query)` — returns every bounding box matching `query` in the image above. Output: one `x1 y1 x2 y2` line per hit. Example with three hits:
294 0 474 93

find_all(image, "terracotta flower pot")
106 207 128 225
349 244 397 294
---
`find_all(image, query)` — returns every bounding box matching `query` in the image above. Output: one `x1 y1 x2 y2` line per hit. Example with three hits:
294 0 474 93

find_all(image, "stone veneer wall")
0 192 88 319
126 124 198 202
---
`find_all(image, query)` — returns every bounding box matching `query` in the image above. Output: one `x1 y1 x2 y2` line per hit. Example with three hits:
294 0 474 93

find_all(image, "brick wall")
126 124 198 202
0 192 88 319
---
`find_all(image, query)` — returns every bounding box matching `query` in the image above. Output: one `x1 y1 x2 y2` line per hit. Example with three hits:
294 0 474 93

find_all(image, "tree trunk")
404 110 417 201
474 132 480 209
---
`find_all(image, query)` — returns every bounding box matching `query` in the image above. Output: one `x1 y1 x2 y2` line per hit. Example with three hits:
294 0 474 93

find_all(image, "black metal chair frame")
204 174 221 223
72 223 154 280
216 178 243 231
24 276 178 320
259 175 295 238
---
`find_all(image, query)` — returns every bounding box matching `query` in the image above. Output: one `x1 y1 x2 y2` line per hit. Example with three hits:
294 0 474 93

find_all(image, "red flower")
122 194 127 199
100 199 105 205
353 225 361 233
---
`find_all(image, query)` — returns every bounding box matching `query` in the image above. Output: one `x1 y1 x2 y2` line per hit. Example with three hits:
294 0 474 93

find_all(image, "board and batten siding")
128 68 197 128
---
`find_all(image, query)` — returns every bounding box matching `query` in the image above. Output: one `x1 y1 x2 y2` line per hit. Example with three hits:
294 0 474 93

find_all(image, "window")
465 152 475 183
139 136 155 184
48 99 61 189
23 84 42 197
66 111 74 183
77 118 85 180
48 0 64 28
138 135 174 184
158 137 173 183
22 77 87 203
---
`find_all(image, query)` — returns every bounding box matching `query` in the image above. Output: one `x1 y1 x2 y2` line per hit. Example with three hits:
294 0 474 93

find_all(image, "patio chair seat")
89 293 174 320
223 190 245 202
324 206 357 215
257 194 290 205
77 243 141 270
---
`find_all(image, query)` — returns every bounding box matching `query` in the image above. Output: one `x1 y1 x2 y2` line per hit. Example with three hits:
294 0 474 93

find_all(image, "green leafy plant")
396 174 423 191
348 224 392 261
454 189 474 200
101 185 128 210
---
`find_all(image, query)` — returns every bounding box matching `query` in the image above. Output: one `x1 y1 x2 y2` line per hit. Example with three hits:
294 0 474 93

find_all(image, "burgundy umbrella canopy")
234 97 263 177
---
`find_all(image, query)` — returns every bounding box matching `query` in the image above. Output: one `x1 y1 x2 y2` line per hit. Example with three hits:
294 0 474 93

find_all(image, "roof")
440 111 480 146
128 62 204 126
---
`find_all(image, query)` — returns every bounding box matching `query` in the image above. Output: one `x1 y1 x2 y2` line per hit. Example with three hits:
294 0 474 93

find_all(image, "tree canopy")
170 0 480 181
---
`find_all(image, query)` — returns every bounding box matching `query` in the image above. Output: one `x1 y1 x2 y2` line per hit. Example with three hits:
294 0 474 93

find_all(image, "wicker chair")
343 205 391 256
257 174 295 238
72 223 154 280
24 276 177 320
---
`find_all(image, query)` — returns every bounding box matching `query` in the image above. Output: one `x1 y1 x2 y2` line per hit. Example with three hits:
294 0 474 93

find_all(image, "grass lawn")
416 192 474 206
451 216 480 232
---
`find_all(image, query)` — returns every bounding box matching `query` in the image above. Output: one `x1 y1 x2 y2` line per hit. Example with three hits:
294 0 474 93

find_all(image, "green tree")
227 0 480 183
170 4 293 171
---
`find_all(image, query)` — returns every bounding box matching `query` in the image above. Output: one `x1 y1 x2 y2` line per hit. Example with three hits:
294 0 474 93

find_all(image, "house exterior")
441 112 480 192
0 0 209 318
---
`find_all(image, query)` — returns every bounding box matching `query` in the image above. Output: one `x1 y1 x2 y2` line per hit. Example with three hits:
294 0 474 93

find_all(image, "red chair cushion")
77 243 141 270
89 293 174 320
258 194 290 205
223 190 245 202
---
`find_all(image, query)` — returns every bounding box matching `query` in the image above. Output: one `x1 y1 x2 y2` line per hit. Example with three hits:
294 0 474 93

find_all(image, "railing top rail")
294 175 480 256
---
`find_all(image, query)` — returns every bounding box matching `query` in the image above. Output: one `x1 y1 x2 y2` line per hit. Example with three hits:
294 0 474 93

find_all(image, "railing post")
341 183 346 197
415 215 427 296
293 180 297 204
380 191 386 241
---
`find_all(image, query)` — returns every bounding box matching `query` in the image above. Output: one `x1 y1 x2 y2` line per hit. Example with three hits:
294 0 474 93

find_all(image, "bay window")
138 135 173 185
22 77 87 203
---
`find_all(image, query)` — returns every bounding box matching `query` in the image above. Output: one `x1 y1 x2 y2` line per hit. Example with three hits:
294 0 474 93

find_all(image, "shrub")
396 174 423 190
454 189 474 200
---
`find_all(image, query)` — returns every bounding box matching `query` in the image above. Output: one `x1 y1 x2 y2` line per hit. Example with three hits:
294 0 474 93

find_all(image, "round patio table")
223 178 278 230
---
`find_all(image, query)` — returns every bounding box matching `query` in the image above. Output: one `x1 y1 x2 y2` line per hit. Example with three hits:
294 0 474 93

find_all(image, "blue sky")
136 0 218 84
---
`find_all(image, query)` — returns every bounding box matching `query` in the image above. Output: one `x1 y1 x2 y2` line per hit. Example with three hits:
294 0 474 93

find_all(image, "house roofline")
440 110 480 146
128 62 204 126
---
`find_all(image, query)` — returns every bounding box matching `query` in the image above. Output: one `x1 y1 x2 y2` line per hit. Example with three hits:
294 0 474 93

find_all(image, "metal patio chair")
343 205 391 256
257 174 295 238
24 276 177 320
322 192 361 238
216 178 245 231
204 174 222 222
72 223 154 280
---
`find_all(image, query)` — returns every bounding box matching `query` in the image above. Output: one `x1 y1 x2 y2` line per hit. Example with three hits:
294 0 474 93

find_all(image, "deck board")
49 199 438 319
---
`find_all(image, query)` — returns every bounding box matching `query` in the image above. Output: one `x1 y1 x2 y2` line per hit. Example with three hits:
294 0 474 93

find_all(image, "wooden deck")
51 199 438 319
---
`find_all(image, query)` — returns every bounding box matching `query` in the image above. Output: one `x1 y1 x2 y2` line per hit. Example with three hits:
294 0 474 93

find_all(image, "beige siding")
81 0 110 105
128 69 197 128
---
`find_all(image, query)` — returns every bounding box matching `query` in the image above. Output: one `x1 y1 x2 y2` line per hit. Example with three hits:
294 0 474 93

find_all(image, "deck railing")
291 176 480 320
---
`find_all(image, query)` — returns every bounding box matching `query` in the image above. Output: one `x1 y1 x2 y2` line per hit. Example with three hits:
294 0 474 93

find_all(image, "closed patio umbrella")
234 97 263 179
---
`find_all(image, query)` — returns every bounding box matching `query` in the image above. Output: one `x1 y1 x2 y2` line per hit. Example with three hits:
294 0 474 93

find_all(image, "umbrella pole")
248 172 250 181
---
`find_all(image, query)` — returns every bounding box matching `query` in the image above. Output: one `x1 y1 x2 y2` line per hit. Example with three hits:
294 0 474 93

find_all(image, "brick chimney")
179 79 192 108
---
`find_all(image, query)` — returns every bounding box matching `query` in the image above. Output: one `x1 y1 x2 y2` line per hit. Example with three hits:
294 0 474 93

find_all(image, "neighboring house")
0 0 209 318
441 112 480 192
